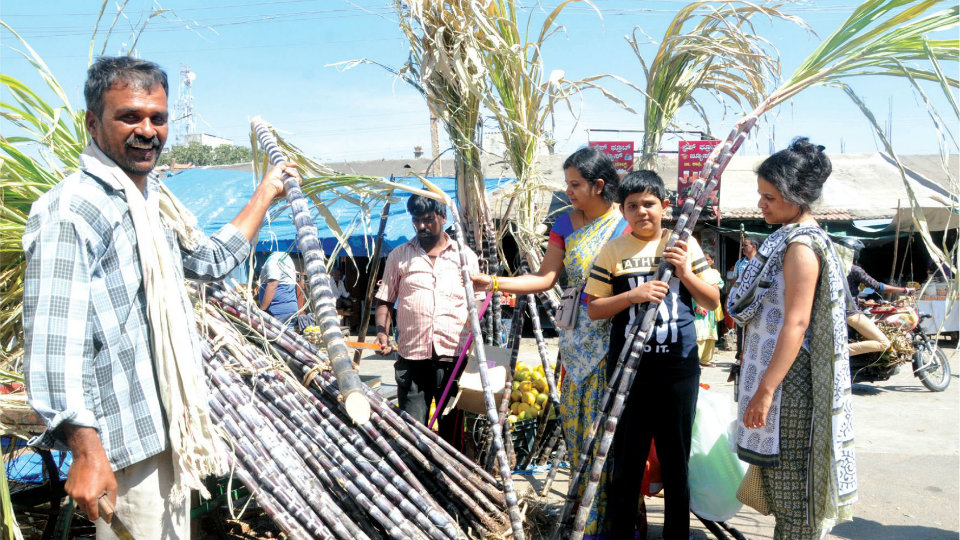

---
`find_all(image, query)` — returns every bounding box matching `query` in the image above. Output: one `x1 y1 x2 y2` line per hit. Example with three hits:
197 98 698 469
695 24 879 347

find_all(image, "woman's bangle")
491 275 500 293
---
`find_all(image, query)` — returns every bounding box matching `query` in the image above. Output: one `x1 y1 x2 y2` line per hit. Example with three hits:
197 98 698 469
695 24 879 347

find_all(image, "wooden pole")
890 198 902 283
354 187 394 364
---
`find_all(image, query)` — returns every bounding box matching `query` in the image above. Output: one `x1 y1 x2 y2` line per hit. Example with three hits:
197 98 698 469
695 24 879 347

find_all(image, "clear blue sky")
1 0 956 162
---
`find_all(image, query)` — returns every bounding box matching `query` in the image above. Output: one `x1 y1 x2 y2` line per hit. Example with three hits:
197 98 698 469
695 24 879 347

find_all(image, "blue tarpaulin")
163 169 511 256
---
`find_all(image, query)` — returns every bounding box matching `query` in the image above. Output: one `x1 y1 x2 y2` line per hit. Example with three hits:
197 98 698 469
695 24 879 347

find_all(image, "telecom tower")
175 65 196 145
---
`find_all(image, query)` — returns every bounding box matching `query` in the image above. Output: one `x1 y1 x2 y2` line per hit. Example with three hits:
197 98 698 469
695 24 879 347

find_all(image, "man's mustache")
125 134 161 150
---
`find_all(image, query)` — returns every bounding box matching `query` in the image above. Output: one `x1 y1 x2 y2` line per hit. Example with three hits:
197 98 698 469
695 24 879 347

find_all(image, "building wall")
185 133 233 148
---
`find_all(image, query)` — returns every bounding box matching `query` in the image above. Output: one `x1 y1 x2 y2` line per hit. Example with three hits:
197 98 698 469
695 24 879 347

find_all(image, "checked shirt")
22 161 250 471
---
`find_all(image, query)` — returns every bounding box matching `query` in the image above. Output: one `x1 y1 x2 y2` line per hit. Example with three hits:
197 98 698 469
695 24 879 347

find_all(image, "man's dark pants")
395 353 462 445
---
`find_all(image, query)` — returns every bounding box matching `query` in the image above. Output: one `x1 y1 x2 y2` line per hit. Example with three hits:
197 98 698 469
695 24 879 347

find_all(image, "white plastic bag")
688 386 748 522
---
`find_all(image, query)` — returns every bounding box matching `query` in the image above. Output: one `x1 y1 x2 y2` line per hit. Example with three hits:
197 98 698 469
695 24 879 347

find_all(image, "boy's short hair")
406 194 446 218
618 170 667 203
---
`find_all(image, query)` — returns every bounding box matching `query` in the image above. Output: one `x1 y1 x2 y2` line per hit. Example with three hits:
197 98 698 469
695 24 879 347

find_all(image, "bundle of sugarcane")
877 321 916 364
522 293 567 497
194 282 513 539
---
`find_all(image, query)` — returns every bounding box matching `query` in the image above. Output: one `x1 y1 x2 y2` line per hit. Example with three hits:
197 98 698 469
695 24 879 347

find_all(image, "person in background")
693 252 725 366
847 263 913 298
259 251 300 325
732 236 760 362
729 237 759 284
927 256 953 281
586 170 720 540
472 146 631 538
331 268 354 310
727 137 856 539
831 236 894 357
23 56 300 538
374 194 481 444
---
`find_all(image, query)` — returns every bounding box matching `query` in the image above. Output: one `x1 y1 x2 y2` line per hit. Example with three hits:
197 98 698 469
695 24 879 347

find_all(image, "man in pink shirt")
375 194 481 442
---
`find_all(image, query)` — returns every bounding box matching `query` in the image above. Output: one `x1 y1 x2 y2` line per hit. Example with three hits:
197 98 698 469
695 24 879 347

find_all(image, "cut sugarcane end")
343 391 371 425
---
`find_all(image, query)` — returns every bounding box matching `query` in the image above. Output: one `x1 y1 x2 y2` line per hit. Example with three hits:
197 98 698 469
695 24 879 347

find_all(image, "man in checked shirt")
374 194 483 444
22 57 299 538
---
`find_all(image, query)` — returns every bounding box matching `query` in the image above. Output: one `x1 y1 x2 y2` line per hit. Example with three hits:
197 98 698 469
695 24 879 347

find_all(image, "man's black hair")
618 170 667 203
406 194 446 218
85 57 168 118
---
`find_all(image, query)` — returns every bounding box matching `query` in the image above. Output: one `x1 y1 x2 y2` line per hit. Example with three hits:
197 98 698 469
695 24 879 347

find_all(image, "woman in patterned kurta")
727 138 856 540
474 147 629 539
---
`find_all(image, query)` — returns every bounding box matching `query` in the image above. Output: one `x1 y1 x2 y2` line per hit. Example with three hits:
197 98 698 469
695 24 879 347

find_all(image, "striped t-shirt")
585 232 712 377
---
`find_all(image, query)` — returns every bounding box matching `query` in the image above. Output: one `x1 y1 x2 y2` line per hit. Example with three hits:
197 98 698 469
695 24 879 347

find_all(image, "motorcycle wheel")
915 338 951 392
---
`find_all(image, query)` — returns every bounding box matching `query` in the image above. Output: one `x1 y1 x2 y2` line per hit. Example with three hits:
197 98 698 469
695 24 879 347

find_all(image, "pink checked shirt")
375 235 482 360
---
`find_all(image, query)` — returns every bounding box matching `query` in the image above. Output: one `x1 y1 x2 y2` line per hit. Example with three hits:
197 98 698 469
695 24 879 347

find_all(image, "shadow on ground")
832 517 959 540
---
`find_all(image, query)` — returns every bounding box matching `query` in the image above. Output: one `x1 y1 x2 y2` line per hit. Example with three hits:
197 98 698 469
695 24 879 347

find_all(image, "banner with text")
589 141 634 174
678 140 721 206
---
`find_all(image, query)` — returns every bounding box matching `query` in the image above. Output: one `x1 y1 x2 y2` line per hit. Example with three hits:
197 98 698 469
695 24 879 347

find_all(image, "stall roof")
163 169 511 256
483 152 957 227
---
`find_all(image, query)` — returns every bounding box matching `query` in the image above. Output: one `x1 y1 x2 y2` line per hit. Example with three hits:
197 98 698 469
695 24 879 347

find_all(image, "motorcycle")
849 297 951 392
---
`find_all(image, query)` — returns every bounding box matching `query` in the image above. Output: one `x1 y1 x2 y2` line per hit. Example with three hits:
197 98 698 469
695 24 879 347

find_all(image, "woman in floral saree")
474 146 630 538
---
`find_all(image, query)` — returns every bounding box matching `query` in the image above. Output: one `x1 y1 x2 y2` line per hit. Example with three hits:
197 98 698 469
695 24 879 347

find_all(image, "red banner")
677 140 721 206
589 141 634 174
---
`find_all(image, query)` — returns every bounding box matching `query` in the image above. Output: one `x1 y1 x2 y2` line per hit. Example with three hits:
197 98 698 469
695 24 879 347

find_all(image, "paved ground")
355 335 960 540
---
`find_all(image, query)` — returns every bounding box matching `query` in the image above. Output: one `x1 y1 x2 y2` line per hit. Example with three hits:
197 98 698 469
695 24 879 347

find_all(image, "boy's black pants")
607 371 699 540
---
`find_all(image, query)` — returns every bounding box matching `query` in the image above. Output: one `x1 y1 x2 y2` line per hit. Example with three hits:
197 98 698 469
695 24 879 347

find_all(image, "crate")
463 412 538 468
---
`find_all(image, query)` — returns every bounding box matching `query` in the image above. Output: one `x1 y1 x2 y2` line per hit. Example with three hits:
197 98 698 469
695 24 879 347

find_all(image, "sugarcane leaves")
630 0 796 166
842 85 956 280
923 40 960 119
778 0 958 106
469 0 638 264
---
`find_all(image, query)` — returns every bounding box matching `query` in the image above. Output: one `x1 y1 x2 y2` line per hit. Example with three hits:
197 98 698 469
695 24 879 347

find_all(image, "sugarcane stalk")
199 327 372 540
540 438 566 499
361 387 509 518
262 341 475 537
563 119 757 540
354 191 394 364
536 422 563 465
198 281 509 538
273 332 505 506
415 178 526 540
522 293 568 487
252 116 369 425
283 358 508 532
218 446 323 540
483 293 524 471
210 317 464 536
363 402 508 533
483 221 503 346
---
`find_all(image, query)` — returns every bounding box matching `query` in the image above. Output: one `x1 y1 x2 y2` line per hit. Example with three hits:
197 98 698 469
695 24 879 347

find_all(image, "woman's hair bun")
789 137 831 183
756 136 832 210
